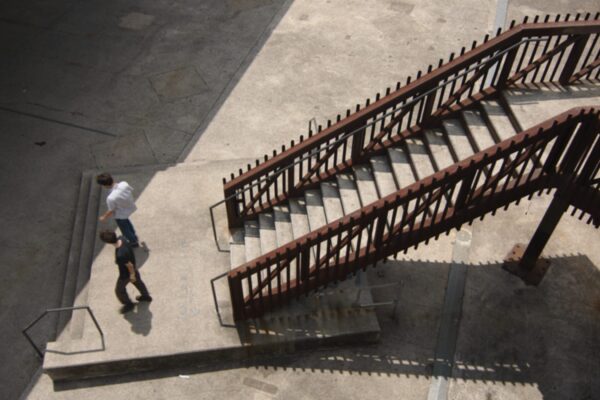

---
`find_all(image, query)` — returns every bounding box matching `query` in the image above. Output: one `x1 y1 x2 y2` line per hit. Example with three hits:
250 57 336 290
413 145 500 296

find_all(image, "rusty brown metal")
502 244 551 286
222 19 600 228
227 107 600 320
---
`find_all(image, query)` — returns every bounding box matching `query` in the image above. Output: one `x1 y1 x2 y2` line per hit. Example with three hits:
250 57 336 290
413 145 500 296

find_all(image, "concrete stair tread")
57 171 92 340
68 170 102 339
353 165 379 206
370 155 397 197
462 109 496 152
288 198 310 239
229 228 246 269
229 242 246 269
405 137 435 180
425 129 455 172
305 189 327 232
388 146 416 189
273 204 294 248
258 213 277 254
244 220 261 262
336 173 362 215
321 181 344 223
443 118 474 162
481 100 516 142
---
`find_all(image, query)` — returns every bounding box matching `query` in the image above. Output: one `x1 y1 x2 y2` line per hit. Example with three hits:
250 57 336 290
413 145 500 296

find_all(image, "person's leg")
115 278 134 305
132 271 152 300
116 219 139 245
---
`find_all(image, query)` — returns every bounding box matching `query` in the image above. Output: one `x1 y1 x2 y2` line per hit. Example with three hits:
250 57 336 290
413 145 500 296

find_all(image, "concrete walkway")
3 0 600 399
43 160 379 381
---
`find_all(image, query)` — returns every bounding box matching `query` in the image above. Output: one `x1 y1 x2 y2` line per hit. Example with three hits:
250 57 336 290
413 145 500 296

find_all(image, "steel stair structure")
211 15 600 321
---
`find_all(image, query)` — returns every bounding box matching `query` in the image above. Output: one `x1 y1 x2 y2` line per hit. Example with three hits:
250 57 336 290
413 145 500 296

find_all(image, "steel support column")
503 190 569 285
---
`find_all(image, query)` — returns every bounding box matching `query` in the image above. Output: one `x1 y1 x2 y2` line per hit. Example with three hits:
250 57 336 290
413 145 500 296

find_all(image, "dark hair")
96 173 113 186
99 230 118 244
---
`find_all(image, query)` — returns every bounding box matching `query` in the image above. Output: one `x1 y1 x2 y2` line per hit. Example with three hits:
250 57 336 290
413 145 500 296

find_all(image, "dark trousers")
116 218 138 244
115 271 150 305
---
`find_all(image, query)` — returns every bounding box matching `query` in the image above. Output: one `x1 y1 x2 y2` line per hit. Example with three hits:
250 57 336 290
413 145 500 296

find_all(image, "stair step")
462 109 496 152
481 100 517 142
405 137 435 180
288 198 310 239
305 190 327 232
443 118 475 162
258 213 277 254
57 171 92 339
273 204 294 247
244 220 261 263
69 172 101 339
321 181 344 223
336 173 362 214
353 165 379 206
388 146 416 189
425 129 455 172
230 228 246 269
229 245 246 270
370 155 398 197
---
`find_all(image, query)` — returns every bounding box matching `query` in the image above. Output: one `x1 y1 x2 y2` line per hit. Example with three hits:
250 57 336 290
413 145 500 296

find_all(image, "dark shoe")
119 303 135 314
136 295 153 302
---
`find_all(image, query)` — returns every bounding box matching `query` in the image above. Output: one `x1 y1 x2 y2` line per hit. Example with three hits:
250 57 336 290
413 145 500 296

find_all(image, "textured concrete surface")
1 0 599 399
504 80 600 130
448 196 600 400
1 1 290 398
181 0 501 164
43 161 379 381
27 236 456 400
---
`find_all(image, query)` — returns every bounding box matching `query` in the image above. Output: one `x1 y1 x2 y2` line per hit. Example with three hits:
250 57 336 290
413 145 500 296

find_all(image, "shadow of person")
134 241 150 269
123 302 153 336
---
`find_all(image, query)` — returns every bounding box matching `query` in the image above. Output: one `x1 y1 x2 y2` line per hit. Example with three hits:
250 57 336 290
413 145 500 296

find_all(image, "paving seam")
427 229 471 400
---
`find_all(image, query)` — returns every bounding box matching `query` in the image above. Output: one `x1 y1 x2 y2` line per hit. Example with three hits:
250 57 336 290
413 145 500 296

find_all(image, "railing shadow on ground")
54 254 600 400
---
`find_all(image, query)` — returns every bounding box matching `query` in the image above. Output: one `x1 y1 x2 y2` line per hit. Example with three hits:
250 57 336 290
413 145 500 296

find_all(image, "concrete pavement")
1 0 599 399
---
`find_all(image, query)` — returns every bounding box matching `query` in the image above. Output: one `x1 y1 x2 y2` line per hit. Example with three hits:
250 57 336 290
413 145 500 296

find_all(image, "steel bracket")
502 243 551 286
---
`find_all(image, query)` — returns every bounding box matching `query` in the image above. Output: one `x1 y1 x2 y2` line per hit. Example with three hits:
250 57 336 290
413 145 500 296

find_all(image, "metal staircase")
211 15 600 321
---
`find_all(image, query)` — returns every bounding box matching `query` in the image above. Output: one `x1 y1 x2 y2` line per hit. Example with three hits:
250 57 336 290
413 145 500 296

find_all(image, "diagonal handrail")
218 17 600 232
227 107 600 320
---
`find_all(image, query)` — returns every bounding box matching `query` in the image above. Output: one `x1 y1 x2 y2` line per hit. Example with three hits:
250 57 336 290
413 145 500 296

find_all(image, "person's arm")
99 209 114 222
126 262 136 283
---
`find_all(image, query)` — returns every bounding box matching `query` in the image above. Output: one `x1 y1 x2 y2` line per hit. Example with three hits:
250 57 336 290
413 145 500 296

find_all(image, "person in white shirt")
97 173 139 247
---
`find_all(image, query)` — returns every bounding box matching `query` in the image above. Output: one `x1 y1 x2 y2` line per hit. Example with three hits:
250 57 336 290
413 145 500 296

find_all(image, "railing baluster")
286 247 292 302
222 18 600 320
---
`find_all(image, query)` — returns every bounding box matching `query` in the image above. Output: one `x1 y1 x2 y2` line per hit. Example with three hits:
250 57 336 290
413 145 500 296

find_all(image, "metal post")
559 35 589 85
228 273 245 321
350 122 366 163
495 46 519 88
224 188 242 229
503 190 569 285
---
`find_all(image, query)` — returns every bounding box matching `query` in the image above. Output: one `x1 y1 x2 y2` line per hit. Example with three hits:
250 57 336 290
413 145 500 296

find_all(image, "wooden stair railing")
228 107 600 321
221 15 600 229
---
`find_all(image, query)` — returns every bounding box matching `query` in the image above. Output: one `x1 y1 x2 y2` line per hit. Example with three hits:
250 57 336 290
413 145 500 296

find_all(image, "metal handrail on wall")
23 306 104 358
219 15 600 231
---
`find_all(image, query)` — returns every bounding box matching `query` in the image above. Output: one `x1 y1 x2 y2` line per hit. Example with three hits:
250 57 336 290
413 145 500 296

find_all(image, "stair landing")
503 80 600 129
43 160 379 382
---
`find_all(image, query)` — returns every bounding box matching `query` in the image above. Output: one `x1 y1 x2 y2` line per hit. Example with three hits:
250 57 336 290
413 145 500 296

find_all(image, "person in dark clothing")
99 230 152 313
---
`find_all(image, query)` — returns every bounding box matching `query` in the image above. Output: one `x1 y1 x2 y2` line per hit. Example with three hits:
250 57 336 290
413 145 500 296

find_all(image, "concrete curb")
56 171 92 340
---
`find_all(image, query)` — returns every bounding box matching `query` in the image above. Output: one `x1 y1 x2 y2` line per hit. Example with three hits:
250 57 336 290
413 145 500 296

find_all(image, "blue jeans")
116 218 138 244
